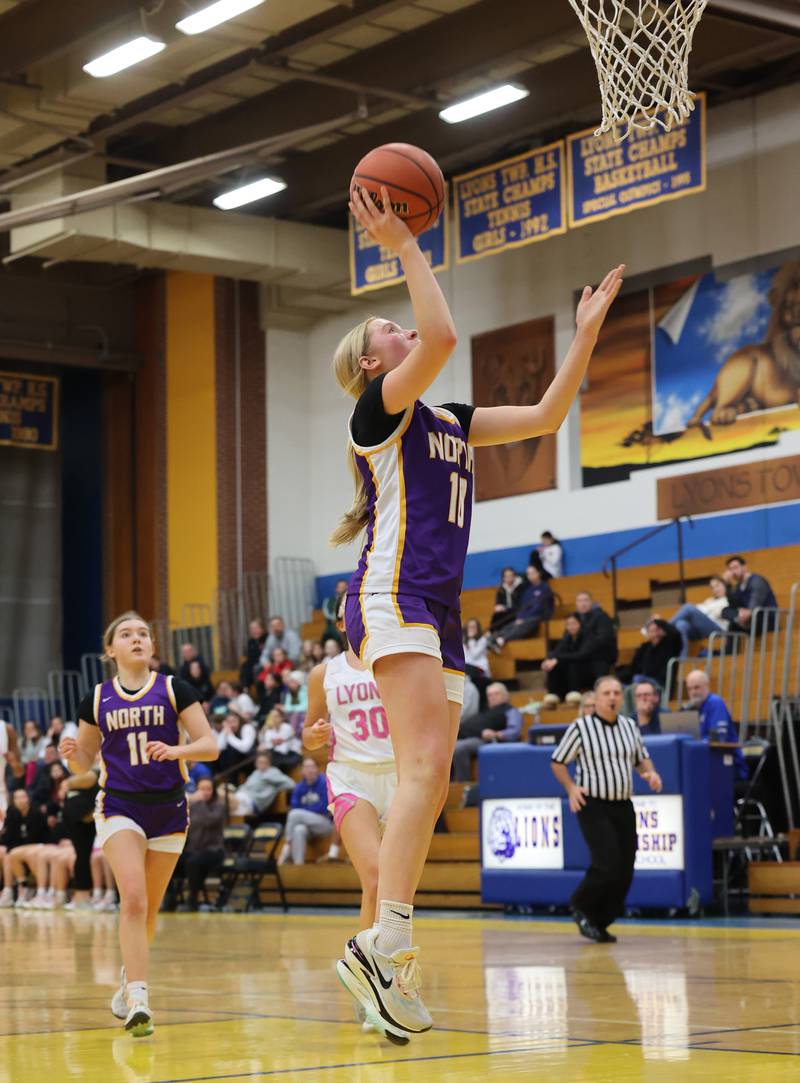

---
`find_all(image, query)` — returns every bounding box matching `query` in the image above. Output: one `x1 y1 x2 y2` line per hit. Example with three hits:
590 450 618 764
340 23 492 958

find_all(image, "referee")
551 675 662 942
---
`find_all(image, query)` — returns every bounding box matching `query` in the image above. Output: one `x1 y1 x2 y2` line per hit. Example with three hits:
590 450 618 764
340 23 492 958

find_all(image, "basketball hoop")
568 0 708 141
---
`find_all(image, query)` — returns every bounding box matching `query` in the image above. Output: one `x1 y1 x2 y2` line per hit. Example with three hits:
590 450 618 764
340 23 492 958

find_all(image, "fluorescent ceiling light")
213 176 287 210
176 0 266 35
439 84 529 124
83 36 166 78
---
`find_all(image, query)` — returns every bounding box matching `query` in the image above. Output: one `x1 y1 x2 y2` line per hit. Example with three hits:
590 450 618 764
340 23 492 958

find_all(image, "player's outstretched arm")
349 184 456 414
468 264 624 447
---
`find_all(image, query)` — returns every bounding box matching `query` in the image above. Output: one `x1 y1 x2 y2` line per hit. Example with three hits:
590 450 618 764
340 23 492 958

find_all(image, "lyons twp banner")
349 199 448 295
567 93 706 228
454 140 566 264
0 370 59 450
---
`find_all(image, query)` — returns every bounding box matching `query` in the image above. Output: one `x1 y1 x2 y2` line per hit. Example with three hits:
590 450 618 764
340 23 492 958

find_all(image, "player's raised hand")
575 264 625 338
146 741 179 762
349 184 414 255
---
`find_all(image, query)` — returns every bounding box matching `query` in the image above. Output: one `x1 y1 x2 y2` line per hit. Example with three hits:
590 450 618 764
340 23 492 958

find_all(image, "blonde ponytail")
330 317 375 547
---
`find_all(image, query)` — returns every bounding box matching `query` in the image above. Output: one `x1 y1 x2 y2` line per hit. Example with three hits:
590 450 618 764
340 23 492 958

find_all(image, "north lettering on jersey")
428 430 474 472
105 705 166 731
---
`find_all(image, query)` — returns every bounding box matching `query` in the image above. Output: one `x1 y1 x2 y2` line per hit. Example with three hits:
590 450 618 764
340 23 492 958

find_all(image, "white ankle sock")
126 981 148 1005
375 899 413 955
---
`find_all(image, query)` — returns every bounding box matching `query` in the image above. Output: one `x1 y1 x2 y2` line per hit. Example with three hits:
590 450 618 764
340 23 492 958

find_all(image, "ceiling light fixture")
439 84 530 124
176 0 267 35
83 36 166 78
213 176 287 210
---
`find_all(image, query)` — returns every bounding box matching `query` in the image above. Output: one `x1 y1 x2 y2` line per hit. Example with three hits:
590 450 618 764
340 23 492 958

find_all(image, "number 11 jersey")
324 652 394 766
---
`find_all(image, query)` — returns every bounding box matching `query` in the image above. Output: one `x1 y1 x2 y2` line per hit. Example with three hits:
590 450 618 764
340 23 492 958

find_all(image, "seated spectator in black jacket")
178 643 211 685
240 618 267 687
172 778 226 911
631 678 662 736
541 613 596 703
0 789 50 906
722 555 778 635
624 619 682 688
489 567 526 633
149 653 176 676
490 567 553 648
452 683 523 781
575 591 618 680
185 659 215 703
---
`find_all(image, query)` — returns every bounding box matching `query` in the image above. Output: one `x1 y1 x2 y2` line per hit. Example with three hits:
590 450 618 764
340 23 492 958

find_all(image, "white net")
568 0 708 141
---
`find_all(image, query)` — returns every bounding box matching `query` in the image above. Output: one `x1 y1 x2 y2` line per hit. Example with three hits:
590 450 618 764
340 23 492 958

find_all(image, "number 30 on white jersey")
323 652 394 766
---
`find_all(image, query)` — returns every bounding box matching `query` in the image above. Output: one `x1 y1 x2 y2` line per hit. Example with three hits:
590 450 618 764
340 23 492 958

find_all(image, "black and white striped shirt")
551 714 649 801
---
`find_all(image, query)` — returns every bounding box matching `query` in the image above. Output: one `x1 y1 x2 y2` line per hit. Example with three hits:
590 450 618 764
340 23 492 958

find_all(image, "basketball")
351 143 445 236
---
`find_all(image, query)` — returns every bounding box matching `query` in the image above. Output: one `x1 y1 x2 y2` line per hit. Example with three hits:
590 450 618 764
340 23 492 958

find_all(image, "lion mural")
688 261 800 429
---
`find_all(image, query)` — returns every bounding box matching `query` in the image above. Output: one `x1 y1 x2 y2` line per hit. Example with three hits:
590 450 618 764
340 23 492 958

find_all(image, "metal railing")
770 583 800 829
81 653 108 690
602 516 693 624
664 629 748 708
172 603 216 672
215 573 271 670
271 557 316 632
12 687 50 731
47 669 85 722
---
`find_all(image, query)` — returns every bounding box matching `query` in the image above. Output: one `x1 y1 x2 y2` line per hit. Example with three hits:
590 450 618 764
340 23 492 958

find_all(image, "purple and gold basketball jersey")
349 401 474 605
94 673 188 794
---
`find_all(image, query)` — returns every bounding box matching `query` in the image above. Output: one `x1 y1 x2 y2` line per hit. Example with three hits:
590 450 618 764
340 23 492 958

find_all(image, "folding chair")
215 823 253 909
222 824 288 912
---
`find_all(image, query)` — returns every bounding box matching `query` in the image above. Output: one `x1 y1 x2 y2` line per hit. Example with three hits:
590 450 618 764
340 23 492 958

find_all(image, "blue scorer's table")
479 736 715 909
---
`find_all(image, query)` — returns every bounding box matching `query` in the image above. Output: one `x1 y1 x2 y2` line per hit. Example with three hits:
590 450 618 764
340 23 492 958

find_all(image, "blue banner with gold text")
349 200 448 295
0 370 58 450
454 141 566 264
567 94 706 228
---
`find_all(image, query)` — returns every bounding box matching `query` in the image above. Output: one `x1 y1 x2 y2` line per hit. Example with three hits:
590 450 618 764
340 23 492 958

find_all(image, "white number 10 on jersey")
448 471 468 528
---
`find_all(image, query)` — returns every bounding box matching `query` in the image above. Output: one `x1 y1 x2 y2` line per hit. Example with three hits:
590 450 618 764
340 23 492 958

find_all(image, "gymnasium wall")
263 82 800 595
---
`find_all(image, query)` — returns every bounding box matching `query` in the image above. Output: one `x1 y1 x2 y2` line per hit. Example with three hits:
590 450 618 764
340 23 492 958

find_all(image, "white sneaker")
337 927 432 1044
64 898 94 912
124 1000 153 1038
111 967 128 1020
14 889 34 909
30 891 49 910
0 887 14 908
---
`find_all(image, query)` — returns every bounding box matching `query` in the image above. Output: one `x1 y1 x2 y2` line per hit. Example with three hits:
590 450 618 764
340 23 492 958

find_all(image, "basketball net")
568 0 708 141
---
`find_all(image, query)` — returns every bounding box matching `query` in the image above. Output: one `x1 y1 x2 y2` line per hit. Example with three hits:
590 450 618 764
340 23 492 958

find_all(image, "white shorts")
326 761 397 832
94 791 188 855
93 814 187 853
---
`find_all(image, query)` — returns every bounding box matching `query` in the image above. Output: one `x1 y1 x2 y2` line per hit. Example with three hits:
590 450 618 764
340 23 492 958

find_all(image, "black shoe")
572 909 603 942
597 928 617 943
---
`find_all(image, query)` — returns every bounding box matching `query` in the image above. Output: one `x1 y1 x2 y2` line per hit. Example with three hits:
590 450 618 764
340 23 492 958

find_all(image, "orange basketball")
351 143 445 236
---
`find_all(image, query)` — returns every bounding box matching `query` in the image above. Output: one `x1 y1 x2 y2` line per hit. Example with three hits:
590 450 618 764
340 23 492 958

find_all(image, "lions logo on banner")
481 797 564 870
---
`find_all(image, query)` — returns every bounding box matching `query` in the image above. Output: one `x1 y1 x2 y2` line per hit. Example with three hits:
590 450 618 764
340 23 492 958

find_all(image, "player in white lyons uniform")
304 606 396 936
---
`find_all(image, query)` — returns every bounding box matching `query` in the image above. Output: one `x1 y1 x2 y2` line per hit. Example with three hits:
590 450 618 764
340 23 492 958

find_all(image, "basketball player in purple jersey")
332 184 624 1042
60 612 217 1036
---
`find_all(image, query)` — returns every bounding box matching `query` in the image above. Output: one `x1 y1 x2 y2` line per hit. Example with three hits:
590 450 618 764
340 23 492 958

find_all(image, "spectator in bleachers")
722 555 778 635
577 691 596 718
630 679 662 736
461 675 480 722
31 758 68 812
463 619 491 707
60 764 100 913
216 712 257 775
321 579 350 645
89 843 117 912
452 683 523 781
530 531 563 580
20 720 47 769
541 613 596 706
258 706 302 771
279 758 333 865
185 659 215 703
180 777 226 911
45 715 77 745
663 575 729 657
26 742 60 792
685 670 748 780
0 788 50 907
625 619 682 689
323 639 342 659
489 566 526 634
575 591 618 681
227 750 295 818
228 681 257 721
489 566 554 650
240 618 267 687
281 670 308 726
260 617 302 668
186 759 213 794
259 645 293 687
257 671 283 720
209 680 235 718
149 652 176 676
178 642 211 685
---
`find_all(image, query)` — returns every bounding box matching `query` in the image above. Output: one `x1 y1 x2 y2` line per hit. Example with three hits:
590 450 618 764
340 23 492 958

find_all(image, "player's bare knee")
119 887 148 920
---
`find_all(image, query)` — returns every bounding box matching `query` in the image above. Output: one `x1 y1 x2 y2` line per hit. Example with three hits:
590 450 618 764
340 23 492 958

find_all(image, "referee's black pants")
571 797 637 930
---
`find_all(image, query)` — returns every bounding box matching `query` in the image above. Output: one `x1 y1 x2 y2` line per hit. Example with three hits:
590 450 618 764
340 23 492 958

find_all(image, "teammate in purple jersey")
60 611 217 1037
332 183 624 1043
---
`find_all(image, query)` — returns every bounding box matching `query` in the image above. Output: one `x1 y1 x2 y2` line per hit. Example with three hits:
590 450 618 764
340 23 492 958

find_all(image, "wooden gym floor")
2 909 799 1083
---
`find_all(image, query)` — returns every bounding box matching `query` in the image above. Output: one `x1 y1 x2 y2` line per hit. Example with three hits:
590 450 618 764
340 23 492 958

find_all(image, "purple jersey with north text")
93 673 188 794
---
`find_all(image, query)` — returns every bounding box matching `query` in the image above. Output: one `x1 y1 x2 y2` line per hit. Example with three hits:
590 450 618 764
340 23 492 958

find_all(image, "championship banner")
633 794 684 871
567 93 705 228
454 140 566 264
0 370 59 451
482 797 564 870
349 198 448 295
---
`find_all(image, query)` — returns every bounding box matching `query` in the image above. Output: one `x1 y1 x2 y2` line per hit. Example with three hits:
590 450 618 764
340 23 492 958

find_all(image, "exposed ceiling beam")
708 0 800 35
137 0 581 164
0 0 145 79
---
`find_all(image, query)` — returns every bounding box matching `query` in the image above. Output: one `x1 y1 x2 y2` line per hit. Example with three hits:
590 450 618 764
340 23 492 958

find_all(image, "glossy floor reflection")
2 909 799 1082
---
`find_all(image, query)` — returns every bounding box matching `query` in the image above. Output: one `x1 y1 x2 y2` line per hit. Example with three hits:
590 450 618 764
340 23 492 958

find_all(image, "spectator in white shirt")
216 712 257 774
536 531 563 579
258 706 302 771
259 616 302 667
667 575 730 658
463 618 491 708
